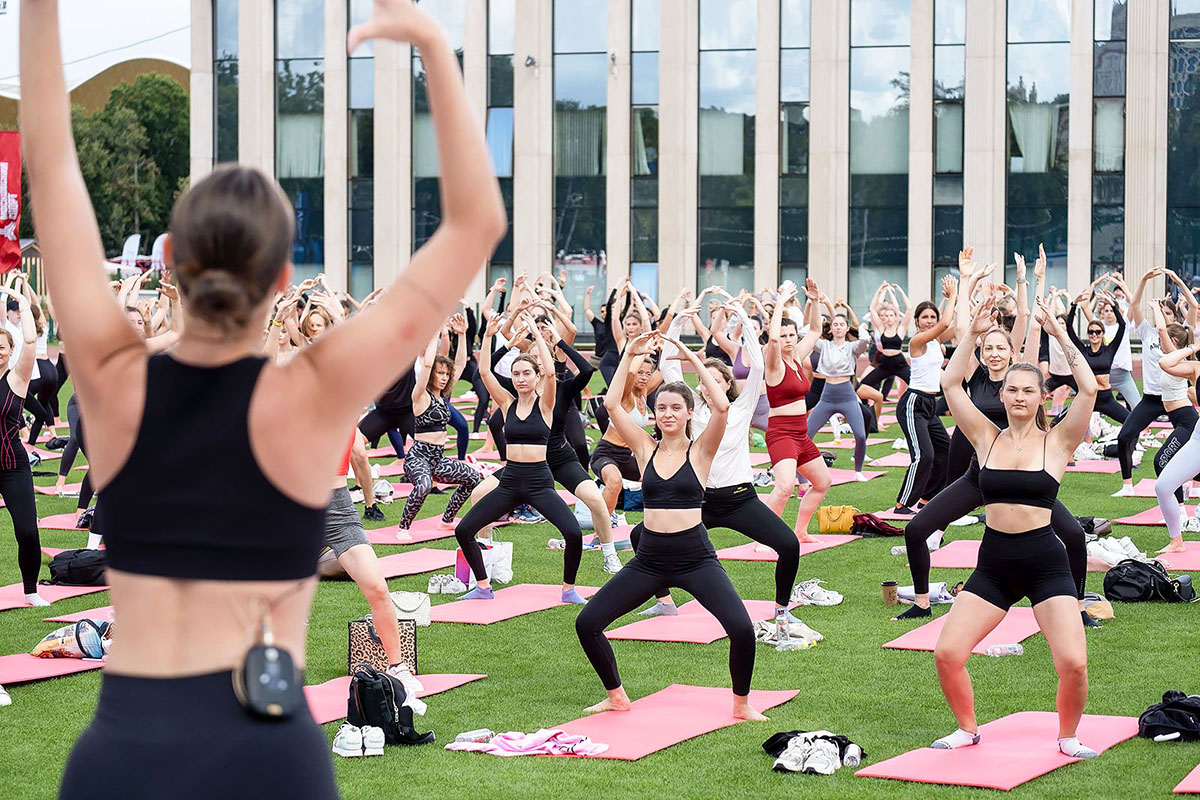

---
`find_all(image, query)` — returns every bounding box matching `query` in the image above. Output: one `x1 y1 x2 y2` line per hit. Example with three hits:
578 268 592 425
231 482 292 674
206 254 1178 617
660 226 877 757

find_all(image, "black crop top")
642 445 706 510
414 391 451 434
966 366 1007 427
879 330 904 350
978 434 1059 510
504 398 552 445
1066 303 1123 376
97 354 326 581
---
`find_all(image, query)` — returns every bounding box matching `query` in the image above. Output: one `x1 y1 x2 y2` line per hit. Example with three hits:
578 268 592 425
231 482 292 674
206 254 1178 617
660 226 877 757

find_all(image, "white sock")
86 533 103 550
25 593 50 607
931 728 980 749
926 530 944 551
600 542 616 557
1057 736 1098 759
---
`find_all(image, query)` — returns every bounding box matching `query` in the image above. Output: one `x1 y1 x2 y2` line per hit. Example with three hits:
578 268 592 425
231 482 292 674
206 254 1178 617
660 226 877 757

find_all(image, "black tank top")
0 371 28 471
978 434 1059 510
880 331 904 350
98 354 326 580
504 398 551 445
642 445 705 509
414 391 451 434
966 366 1007 427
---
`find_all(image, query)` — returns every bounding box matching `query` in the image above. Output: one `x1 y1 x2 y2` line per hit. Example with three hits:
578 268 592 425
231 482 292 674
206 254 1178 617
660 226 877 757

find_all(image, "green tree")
74 105 163 251
104 73 190 221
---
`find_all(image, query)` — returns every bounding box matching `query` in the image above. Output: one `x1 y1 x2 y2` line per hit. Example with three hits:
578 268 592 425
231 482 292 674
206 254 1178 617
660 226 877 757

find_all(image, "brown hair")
0 329 11 350
981 326 1014 355
169 165 294 332
427 354 456 398
1003 361 1050 431
656 380 696 439
511 354 541 377
821 313 859 341
1167 322 1194 351
29 304 45 337
301 307 333 338
702 357 739 403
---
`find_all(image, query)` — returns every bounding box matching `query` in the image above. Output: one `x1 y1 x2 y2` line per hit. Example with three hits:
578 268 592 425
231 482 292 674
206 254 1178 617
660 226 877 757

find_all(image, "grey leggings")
804 380 867 470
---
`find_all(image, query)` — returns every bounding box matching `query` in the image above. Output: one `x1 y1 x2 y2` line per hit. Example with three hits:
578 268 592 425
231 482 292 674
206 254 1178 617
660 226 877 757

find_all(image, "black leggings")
60 671 339 800
902 457 1087 599
1117 394 1166 480
1154 406 1200 504
575 523 755 696
454 460 582 584
1094 388 1130 425
1 460 41 593
633 484 799 607
896 390 950 506
862 353 910 391
59 395 96 511
946 428 975 487
487 407 506 460
53 351 68 419
27 359 59 444
358 406 414 450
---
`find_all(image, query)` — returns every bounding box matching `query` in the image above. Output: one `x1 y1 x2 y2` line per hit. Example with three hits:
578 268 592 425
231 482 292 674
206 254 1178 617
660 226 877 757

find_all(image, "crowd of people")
9 0 1199 796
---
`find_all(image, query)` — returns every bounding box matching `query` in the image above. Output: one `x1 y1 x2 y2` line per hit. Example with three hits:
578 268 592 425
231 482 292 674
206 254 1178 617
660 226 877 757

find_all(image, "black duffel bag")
1139 690 1200 742
45 549 106 586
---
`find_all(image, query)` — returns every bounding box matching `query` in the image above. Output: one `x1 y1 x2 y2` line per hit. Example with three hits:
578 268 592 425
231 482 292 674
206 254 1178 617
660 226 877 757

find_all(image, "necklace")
1007 431 1037 453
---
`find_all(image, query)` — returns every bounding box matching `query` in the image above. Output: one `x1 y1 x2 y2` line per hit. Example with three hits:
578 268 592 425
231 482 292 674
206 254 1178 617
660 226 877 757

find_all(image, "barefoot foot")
585 693 632 713
436 519 457 531
1158 539 1187 554
732 701 769 721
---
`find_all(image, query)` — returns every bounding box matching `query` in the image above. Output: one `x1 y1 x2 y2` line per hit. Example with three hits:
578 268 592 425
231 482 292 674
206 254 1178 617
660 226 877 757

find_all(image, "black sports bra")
414 391 451 434
879 331 904 350
978 433 1059 510
642 445 706 510
505 398 551 445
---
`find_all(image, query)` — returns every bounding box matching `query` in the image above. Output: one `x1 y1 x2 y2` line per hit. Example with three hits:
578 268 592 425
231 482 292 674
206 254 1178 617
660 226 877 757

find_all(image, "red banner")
0 131 21 273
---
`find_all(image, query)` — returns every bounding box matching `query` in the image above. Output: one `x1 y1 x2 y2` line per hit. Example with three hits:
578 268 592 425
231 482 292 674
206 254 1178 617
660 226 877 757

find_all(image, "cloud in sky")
0 0 191 98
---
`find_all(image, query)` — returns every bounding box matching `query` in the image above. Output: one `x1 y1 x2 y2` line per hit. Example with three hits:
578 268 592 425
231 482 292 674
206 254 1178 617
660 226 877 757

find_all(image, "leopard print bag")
347 615 417 675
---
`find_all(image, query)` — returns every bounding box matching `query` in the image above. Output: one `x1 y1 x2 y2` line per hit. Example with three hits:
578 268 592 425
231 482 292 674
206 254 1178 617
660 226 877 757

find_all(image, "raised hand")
941 275 958 298
970 298 997 336
628 330 659 356
348 0 440 51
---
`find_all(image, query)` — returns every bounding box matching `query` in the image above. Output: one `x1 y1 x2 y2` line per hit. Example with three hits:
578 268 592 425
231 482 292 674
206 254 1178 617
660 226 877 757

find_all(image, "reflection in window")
413 1 465 253
631 0 659 296
1007 0 1070 43
348 0 374 297
850 0 911 47
213 0 238 163
701 0 757 50
933 0 964 287
488 0 515 290
780 0 810 280
1169 6 1200 275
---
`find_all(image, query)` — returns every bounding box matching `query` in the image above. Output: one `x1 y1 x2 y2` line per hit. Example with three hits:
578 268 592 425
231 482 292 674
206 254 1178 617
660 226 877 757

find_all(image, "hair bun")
185 270 254 330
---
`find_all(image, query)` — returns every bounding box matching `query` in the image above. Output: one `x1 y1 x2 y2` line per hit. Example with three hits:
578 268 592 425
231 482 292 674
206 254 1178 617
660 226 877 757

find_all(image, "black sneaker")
363 505 386 522
893 506 917 516
893 604 932 621
1081 610 1102 629
76 507 95 530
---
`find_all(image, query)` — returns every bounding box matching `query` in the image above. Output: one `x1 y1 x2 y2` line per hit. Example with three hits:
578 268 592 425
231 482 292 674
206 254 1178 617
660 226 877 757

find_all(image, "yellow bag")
818 505 859 534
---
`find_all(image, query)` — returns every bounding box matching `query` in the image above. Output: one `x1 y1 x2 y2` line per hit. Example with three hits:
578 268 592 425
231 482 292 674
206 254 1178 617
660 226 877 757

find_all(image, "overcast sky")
0 0 191 98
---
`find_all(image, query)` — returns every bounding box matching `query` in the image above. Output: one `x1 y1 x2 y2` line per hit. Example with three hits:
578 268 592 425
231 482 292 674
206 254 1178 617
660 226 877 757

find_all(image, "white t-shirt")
4 320 39 381
1104 318 1132 372
1136 320 1163 396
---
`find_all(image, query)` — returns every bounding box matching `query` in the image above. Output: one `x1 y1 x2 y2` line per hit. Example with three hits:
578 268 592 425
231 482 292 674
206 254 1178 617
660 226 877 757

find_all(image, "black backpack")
860 401 878 434
1138 691 1200 742
347 665 432 745
44 550 107 586
1103 559 1196 603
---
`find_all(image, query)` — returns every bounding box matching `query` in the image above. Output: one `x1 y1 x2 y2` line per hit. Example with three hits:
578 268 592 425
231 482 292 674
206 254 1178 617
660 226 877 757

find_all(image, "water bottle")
774 614 804 652
983 643 1024 657
842 744 862 767
890 545 907 556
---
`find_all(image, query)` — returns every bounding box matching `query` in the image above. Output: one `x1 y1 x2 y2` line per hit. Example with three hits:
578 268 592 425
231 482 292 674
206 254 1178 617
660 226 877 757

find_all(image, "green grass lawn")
1 379 1199 799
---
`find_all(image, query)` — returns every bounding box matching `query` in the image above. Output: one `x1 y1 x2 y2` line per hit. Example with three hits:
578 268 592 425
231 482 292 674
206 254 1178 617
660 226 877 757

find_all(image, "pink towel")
446 728 608 757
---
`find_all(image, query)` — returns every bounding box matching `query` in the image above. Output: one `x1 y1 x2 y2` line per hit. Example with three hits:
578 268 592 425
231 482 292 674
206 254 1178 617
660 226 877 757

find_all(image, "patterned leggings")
399 441 481 529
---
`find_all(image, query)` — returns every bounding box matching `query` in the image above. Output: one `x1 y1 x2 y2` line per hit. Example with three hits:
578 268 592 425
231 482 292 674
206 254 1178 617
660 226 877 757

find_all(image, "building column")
754 0 781 291
808 0 849 299
238 0 275 174
324 0 349 293
514 0 553 279
1125 0 1168 294
657 0 692 301
464 0 489 303
607 0 633 292
1066 0 1094 294
374 41 412 286
908 0 933 297
963 0 1005 264
190 0 214 182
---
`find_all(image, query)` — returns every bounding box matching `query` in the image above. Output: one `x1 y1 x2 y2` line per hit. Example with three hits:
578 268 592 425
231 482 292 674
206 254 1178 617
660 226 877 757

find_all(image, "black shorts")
590 439 642 482
1046 374 1077 392
963 525 1077 610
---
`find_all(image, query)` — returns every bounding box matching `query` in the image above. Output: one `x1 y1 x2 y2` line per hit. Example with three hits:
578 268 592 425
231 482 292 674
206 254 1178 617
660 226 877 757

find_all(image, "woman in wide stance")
576 332 767 721
23 1 506 796
933 296 1099 759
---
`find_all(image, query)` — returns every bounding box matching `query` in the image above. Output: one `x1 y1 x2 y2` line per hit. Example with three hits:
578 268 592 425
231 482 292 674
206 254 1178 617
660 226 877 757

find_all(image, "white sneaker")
892 438 909 451
332 723 364 757
1133 449 1144 467
772 739 812 772
611 512 627 528
370 463 381 480
790 579 843 606
361 725 385 756
1110 484 1134 498
386 662 425 694
1072 442 1098 461
948 514 978 527
444 576 467 594
0 684 10 706
801 739 841 775
1182 515 1200 533
603 553 623 574
926 530 944 552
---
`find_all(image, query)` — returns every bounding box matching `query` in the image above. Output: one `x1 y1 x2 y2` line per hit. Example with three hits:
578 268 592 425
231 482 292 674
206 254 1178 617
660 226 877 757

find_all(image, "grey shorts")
325 487 369 557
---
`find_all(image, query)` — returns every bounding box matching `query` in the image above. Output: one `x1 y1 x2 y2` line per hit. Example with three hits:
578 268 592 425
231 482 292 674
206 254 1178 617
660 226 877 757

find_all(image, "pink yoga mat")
0 653 104 684
607 600 780 643
929 539 980 568
872 508 917 522
373 462 407 477
304 673 488 725
376 549 457 578
470 449 502 462
882 607 1041 654
1175 764 1200 794
855 711 1138 790
365 520 459 546
25 446 59 461
41 546 103 558
815 437 892 450
716 534 860 562
44 605 114 623
1127 478 1162 498
552 684 799 760
38 513 86 531
365 446 396 458
430 583 598 625
749 452 772 467
827 468 886 485
34 483 80 496
0 583 108 612
870 453 911 468
879 415 898 426
1116 505 1200 526
1065 460 1121 474
1156 542 1200 572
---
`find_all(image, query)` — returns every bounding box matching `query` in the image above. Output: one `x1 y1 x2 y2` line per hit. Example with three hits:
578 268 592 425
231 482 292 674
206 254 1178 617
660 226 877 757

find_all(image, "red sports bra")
766 359 810 408
337 431 355 478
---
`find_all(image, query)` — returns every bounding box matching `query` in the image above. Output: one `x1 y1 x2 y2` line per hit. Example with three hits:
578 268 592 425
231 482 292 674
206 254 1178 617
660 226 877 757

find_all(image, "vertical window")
276 0 326 281
213 0 238 164
933 0 965 292
1093 0 1127 281
631 0 660 301
348 0 375 298
699 0 757 298
849 0 910 309
1006 0 1070 287
488 0 515 291
1168 1 1200 278
413 1 465 253
554 0 608 328
780 0 810 287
